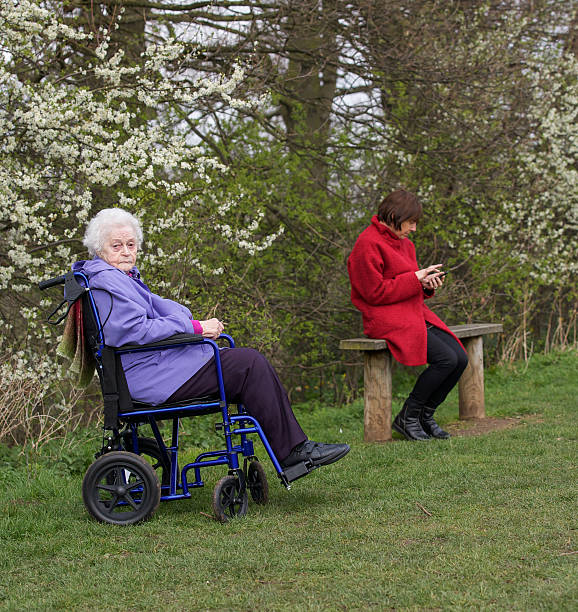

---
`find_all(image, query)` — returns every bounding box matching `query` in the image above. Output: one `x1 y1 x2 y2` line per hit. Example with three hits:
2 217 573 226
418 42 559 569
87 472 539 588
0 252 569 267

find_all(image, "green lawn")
1 351 576 610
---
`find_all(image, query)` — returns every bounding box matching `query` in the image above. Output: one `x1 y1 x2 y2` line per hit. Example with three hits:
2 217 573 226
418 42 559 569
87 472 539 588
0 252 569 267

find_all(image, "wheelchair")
39 271 317 525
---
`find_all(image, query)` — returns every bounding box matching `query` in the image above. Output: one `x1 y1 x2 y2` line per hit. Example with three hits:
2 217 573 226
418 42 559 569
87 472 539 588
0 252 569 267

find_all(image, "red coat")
347 216 462 366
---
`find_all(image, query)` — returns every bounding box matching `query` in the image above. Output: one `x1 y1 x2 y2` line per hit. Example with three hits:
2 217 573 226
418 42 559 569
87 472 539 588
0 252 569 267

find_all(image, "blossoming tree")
0 0 282 443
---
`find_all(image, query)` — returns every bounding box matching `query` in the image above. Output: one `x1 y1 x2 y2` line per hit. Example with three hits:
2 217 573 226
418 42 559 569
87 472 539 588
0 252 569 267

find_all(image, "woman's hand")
200 318 224 340
416 265 444 291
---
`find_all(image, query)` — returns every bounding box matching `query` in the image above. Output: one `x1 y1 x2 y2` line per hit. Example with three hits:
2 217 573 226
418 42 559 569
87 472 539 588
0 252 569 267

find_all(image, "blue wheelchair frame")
40 271 314 525
114 333 286 499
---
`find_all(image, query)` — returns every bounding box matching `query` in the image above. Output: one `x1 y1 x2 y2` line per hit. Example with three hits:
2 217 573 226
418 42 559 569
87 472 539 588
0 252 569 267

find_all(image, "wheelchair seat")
121 394 222 422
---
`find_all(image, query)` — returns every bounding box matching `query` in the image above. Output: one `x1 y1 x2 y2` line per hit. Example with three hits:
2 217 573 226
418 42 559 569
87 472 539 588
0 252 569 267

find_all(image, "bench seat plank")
339 338 388 351
448 323 503 338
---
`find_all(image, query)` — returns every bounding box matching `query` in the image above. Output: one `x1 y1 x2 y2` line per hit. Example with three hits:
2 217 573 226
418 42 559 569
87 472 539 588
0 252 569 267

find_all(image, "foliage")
0 0 283 422
0 351 88 449
1 1 577 440
173 0 578 374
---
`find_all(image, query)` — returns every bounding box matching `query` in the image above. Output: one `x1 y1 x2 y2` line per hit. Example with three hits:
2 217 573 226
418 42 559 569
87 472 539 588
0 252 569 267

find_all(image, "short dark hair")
377 190 422 230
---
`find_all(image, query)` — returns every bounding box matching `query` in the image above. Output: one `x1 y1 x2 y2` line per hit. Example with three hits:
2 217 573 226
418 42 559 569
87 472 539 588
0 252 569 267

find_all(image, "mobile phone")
427 270 447 278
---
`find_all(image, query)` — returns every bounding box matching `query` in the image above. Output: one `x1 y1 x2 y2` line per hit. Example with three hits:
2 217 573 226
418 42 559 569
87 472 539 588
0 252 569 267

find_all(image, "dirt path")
446 414 544 437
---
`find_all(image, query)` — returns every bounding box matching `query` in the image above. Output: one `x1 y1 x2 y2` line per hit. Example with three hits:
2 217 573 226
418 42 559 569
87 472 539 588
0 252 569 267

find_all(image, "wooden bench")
340 323 503 442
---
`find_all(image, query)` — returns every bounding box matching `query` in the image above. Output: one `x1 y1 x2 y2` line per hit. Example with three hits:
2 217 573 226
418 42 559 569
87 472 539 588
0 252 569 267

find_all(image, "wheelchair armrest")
115 333 204 352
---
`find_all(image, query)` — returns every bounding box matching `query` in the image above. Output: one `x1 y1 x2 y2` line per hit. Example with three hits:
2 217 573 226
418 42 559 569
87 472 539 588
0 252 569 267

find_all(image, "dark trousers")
408 327 469 410
168 347 307 462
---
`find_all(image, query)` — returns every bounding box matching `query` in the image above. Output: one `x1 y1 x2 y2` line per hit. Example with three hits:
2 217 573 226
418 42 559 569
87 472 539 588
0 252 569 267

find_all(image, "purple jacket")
72 257 213 404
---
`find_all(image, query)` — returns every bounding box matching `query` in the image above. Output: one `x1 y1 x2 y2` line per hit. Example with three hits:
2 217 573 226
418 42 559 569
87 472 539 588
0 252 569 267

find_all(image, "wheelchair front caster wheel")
212 474 248 523
82 451 161 525
247 460 269 505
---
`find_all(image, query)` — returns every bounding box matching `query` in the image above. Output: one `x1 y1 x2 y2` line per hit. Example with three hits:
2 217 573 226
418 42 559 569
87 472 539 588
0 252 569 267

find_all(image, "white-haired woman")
73 208 350 470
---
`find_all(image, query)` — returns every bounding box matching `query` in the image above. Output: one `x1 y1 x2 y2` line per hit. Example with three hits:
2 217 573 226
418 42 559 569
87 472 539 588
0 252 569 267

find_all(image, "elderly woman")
73 208 349 470
347 190 468 441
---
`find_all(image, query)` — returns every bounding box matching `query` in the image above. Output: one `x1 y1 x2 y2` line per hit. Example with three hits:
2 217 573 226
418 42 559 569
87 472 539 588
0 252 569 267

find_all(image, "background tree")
0 0 283 442
1 1 576 431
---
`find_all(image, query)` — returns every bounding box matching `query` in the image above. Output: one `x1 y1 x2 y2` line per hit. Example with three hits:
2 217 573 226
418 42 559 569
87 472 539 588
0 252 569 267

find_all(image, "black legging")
408 327 468 410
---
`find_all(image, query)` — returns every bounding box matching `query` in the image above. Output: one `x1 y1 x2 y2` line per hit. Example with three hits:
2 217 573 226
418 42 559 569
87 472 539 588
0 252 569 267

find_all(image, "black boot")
420 406 451 439
392 400 430 441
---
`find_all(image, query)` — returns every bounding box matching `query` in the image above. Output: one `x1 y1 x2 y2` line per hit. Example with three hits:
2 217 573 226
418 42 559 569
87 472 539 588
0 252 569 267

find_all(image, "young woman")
347 190 468 440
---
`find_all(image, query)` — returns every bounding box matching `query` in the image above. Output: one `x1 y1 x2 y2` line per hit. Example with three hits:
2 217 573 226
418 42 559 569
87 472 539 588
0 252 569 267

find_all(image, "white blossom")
0 0 277 391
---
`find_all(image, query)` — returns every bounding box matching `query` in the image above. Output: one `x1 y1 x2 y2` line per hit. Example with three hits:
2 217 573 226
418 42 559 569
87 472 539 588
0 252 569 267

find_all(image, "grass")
0 350 577 610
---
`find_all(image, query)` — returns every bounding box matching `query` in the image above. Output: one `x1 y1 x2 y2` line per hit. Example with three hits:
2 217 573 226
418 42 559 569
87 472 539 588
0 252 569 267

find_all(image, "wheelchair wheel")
212 474 248 523
122 436 171 487
82 451 161 525
247 460 269 505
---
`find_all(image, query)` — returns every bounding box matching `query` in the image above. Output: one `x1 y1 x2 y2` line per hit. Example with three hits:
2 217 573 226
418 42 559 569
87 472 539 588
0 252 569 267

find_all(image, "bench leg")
458 336 486 419
363 350 392 442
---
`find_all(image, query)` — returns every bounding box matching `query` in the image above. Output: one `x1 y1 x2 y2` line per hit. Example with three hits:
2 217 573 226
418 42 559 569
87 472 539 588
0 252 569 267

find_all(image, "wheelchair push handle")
38 272 87 325
38 275 66 291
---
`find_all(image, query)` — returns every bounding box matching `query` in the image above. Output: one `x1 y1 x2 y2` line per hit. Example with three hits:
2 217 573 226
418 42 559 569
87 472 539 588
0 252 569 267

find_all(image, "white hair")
83 208 144 257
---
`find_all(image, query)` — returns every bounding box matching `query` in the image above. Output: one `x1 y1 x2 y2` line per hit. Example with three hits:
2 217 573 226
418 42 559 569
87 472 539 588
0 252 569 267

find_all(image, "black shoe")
281 440 350 469
392 401 430 441
420 406 451 439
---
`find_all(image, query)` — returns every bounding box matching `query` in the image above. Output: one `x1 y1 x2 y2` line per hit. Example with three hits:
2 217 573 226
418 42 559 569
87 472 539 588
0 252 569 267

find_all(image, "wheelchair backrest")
75 273 135 419
40 271 135 426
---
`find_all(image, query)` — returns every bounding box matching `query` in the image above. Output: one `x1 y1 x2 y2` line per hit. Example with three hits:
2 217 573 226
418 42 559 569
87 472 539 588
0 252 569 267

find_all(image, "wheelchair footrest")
281 460 314 483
